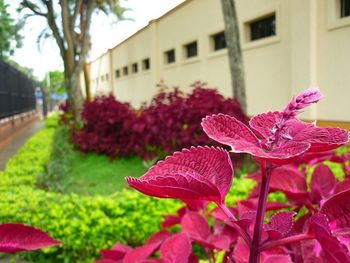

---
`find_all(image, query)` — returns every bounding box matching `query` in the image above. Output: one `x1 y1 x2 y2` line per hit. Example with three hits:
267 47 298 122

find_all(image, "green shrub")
0 186 180 262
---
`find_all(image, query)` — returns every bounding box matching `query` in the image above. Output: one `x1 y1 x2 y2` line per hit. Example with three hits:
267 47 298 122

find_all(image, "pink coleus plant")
202 88 348 165
122 88 349 263
0 223 60 253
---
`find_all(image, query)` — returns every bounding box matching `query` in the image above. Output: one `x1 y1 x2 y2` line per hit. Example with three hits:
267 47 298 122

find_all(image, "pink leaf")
237 198 291 216
0 223 61 253
262 255 293 263
249 111 283 139
202 114 309 164
162 215 181 228
95 260 122 263
309 213 350 262
310 164 336 202
269 166 308 200
123 245 158 263
146 230 172 246
126 174 221 203
101 249 125 261
126 146 233 204
265 211 296 240
203 234 231 250
160 233 191 263
252 166 308 201
101 243 132 261
123 231 170 263
265 141 310 165
188 253 199 263
309 127 349 152
232 237 249 263
181 211 210 241
292 124 349 152
334 179 350 194
320 189 350 230
201 114 261 154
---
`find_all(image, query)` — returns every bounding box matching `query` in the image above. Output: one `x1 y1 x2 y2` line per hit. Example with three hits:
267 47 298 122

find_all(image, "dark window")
142 58 150 70
341 0 350 17
123 66 128 76
101 75 104 81
250 14 276 41
115 69 120 78
212 32 226 51
132 63 138 73
185 41 198 58
106 74 109 80
165 49 175 64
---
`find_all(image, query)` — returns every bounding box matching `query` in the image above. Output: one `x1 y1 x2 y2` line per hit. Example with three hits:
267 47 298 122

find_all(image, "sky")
8 0 184 80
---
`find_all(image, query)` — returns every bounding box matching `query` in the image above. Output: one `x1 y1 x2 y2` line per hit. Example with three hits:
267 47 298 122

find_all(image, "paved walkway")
0 121 44 262
0 121 44 171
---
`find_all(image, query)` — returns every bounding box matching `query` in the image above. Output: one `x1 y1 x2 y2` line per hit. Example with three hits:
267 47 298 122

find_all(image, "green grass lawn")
42 117 149 196
64 153 147 196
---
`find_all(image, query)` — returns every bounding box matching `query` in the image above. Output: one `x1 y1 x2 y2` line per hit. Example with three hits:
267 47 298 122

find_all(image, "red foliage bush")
132 86 248 159
74 84 248 159
74 95 137 158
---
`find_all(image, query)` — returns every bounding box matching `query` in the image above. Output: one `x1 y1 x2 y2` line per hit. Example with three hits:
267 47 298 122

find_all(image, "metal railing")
0 61 36 119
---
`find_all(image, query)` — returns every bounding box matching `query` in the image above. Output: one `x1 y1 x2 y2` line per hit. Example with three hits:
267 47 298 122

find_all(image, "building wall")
90 52 112 95
88 0 350 122
317 0 350 122
110 23 158 105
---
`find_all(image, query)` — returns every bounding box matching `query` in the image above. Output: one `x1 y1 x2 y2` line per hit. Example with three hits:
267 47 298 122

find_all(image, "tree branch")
60 0 76 73
75 1 95 73
21 0 47 17
44 0 66 59
71 0 83 31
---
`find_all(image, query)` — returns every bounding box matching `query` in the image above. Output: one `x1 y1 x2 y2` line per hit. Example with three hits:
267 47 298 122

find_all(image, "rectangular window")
165 49 176 64
250 14 276 41
212 32 226 51
185 41 198 58
142 58 150 70
115 69 120 78
106 74 109 81
123 66 128 76
132 63 138 73
341 0 350 17
101 75 104 82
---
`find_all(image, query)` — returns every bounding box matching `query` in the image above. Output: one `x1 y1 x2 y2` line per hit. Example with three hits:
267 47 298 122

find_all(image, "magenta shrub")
132 86 247 159
74 85 247 159
74 95 137 158
96 88 350 262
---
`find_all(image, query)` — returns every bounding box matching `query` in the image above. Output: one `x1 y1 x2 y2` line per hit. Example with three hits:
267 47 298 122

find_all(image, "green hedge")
0 116 255 262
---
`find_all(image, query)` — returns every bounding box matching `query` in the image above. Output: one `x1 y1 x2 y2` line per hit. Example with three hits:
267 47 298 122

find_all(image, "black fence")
0 61 36 119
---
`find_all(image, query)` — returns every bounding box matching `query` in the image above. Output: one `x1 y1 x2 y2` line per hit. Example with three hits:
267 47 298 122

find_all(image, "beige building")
88 0 350 124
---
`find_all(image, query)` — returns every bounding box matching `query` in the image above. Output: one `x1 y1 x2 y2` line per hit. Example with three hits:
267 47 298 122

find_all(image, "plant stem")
249 160 271 263
218 203 251 246
260 233 314 251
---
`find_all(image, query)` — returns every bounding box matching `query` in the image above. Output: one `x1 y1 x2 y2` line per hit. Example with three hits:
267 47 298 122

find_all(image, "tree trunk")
221 0 247 113
65 71 84 124
83 63 91 102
